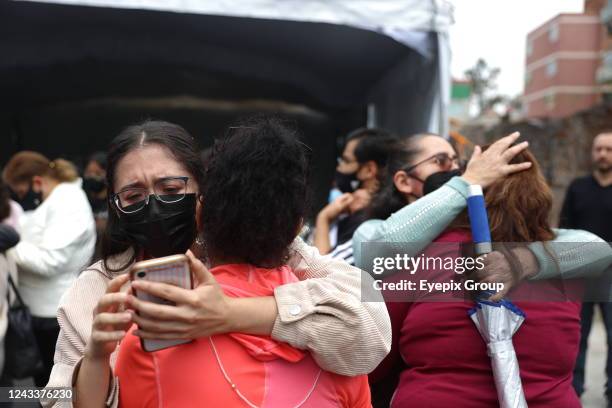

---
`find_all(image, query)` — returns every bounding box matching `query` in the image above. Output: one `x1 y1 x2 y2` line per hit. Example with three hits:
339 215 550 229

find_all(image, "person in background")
560 131 612 404
0 179 23 231
0 180 20 378
2 152 96 387
315 129 396 263
83 151 109 261
314 188 370 264
334 127 394 195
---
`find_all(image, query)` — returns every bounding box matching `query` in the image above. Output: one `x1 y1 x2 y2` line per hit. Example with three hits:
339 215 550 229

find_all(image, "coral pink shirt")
115 263 371 408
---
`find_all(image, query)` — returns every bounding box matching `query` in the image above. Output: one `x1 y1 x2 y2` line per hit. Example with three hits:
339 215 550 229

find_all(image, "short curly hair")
201 116 310 267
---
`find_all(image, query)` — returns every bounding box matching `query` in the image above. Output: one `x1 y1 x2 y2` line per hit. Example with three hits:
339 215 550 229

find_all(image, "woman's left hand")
472 247 539 302
127 250 235 340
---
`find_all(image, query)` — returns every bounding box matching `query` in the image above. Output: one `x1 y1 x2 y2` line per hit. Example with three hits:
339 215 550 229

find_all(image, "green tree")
464 58 501 114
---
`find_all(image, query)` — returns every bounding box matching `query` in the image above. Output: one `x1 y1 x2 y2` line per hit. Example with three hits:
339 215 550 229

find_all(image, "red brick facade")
524 13 604 118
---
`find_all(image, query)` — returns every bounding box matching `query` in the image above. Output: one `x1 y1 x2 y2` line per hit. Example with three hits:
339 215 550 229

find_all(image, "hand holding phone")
130 254 193 352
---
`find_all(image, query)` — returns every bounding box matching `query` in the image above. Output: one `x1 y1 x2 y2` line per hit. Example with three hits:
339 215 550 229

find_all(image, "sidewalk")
582 307 608 408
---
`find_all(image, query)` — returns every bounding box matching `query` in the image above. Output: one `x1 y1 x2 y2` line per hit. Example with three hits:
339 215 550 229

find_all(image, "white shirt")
8 179 96 317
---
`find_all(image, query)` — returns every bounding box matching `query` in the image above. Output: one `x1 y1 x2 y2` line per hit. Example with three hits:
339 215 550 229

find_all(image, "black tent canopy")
0 0 451 211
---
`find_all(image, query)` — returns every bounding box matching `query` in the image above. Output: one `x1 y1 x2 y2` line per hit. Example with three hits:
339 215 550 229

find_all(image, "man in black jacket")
560 131 612 403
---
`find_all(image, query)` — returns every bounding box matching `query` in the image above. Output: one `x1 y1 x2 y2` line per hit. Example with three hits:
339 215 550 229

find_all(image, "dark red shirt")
371 230 581 408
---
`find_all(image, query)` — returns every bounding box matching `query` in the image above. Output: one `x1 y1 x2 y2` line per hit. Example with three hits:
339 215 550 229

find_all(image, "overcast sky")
448 0 584 98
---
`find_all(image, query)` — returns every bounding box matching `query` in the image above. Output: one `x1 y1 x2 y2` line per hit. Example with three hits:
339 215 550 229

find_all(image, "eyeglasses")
402 153 462 174
112 176 189 214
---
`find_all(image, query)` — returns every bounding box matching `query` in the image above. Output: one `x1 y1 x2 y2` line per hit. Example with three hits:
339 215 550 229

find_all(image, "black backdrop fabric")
0 0 439 213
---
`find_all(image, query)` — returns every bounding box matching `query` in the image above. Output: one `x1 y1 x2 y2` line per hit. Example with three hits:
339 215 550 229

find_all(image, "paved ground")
582 308 608 408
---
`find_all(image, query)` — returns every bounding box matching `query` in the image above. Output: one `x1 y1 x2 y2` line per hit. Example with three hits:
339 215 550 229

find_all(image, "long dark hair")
101 120 204 273
367 133 427 220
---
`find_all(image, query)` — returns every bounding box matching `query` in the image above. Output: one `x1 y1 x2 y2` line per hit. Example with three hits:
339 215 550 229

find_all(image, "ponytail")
47 159 78 183
3 151 78 185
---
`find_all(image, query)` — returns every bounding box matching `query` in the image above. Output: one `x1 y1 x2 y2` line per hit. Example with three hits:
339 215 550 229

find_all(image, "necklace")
208 337 322 408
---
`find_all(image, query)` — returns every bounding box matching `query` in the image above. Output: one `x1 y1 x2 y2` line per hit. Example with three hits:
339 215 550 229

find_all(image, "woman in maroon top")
369 146 581 407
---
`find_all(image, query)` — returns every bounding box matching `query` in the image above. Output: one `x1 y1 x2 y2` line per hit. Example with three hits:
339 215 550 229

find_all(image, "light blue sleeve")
353 176 470 269
353 176 612 282
528 228 612 280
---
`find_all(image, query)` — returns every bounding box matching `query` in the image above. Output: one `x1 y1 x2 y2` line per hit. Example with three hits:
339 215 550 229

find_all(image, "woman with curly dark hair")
114 117 372 407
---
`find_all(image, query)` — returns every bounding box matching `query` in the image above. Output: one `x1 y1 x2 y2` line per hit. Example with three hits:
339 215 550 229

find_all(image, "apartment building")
524 0 610 118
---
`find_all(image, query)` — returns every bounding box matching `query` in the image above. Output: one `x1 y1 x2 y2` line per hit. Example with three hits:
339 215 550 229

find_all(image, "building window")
548 23 559 42
525 71 532 85
526 41 533 57
546 60 557 77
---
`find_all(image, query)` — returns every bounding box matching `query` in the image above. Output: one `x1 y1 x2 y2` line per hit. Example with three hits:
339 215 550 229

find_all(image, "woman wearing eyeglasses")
352 133 612 407
354 132 611 287
114 117 372 407
42 120 390 408
2 152 96 388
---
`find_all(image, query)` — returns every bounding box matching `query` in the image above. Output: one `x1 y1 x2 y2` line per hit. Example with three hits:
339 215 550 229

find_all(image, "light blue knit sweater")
353 176 612 281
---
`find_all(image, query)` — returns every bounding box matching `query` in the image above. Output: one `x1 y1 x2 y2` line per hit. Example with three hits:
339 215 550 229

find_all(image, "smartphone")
130 254 193 352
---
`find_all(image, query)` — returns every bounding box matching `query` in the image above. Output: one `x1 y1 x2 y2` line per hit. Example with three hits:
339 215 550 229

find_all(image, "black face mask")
423 169 462 196
89 197 108 214
82 176 106 194
11 186 42 211
334 170 360 193
116 193 197 258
